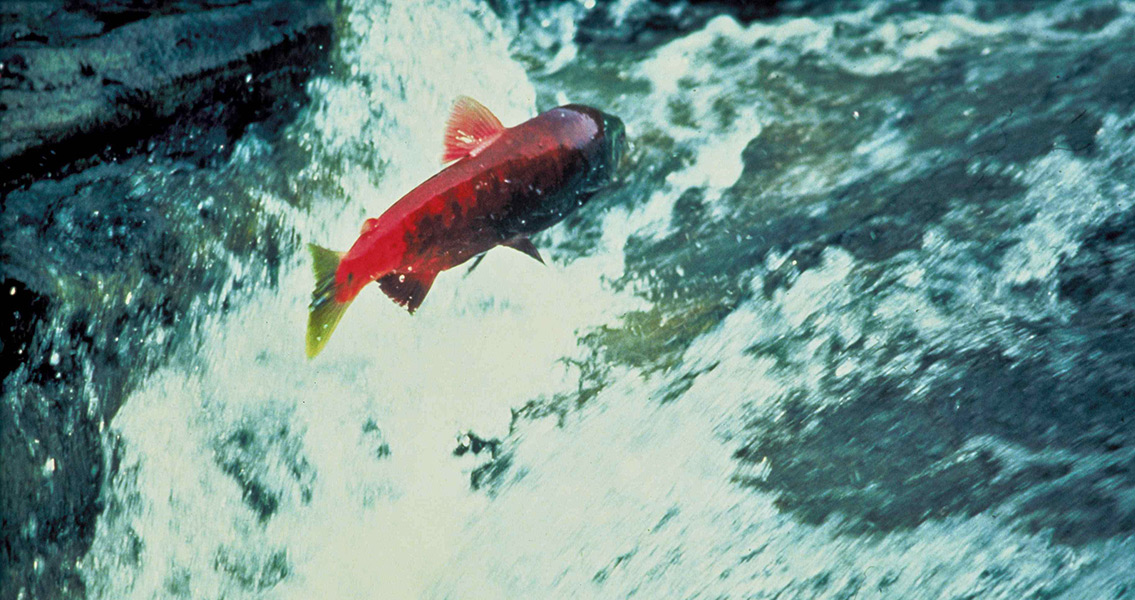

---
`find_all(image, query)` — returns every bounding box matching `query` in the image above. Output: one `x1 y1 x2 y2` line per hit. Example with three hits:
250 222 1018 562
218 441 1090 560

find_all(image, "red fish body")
306 96 626 357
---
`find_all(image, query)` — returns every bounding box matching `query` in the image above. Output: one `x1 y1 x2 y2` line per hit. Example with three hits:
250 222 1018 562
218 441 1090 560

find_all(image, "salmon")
306 96 626 357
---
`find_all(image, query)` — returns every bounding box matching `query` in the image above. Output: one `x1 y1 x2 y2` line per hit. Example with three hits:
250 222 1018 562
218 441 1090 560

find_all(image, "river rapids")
6 1 1135 598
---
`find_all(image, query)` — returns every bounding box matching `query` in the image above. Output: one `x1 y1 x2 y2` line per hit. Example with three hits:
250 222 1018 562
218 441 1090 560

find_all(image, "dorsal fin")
443 96 505 163
377 269 439 314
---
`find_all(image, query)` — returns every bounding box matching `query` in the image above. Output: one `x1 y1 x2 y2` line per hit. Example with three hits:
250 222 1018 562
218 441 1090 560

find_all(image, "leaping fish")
306 96 627 357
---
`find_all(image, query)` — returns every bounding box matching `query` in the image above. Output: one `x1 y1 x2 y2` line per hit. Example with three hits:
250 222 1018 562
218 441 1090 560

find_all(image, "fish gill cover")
4 0 1134 599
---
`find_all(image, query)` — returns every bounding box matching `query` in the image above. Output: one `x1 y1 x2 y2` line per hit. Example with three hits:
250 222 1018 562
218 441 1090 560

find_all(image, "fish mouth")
603 113 629 179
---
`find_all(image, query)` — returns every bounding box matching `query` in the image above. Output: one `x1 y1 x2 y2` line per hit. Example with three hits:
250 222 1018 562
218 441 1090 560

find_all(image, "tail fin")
306 243 351 358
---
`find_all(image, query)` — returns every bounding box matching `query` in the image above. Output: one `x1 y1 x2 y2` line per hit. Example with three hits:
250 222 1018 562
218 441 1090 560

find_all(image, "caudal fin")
306 243 351 358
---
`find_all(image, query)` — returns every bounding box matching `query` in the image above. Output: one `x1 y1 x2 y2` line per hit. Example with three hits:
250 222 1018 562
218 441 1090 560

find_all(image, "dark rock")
492 0 781 49
0 0 333 192
1 380 103 600
0 2 331 598
0 150 306 599
574 0 780 45
0 277 48 385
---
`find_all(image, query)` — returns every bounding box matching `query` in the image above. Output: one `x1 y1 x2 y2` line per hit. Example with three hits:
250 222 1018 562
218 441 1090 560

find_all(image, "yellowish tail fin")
306 243 351 358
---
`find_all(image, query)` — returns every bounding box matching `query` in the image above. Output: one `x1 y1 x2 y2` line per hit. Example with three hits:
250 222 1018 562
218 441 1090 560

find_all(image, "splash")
79 1 1135 599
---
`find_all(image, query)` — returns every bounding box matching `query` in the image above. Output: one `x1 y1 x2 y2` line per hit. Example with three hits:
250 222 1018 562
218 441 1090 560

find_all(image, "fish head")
560 104 628 191
579 108 628 192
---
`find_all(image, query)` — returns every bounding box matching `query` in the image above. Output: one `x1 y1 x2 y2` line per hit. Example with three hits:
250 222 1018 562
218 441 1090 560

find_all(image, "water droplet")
49 352 60 366
399 274 406 282
43 458 56 475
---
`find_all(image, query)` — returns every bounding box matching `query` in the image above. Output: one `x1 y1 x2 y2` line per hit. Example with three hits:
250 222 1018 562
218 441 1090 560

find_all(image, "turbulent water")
21 0 1134 597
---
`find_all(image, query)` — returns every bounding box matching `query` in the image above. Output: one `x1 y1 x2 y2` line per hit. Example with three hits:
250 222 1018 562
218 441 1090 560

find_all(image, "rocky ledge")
1 2 332 599
1 0 333 192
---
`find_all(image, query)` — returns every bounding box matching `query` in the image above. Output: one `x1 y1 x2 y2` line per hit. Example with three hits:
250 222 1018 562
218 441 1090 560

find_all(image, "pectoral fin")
503 237 544 265
464 253 487 277
377 269 439 313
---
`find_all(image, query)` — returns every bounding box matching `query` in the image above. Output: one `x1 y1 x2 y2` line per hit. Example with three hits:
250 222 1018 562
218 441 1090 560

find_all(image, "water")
9 0 1135 598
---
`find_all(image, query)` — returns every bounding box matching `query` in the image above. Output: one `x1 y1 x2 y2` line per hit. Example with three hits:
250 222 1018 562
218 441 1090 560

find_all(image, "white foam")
77 0 589 597
79 2 1135 598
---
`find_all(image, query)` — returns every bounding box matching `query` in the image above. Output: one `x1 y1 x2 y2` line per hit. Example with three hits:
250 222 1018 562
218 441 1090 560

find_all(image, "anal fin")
378 270 439 313
503 237 545 264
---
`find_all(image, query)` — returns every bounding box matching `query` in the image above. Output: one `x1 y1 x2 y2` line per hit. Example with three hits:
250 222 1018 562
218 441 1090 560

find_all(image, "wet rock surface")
1 0 332 191
0 2 331 598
